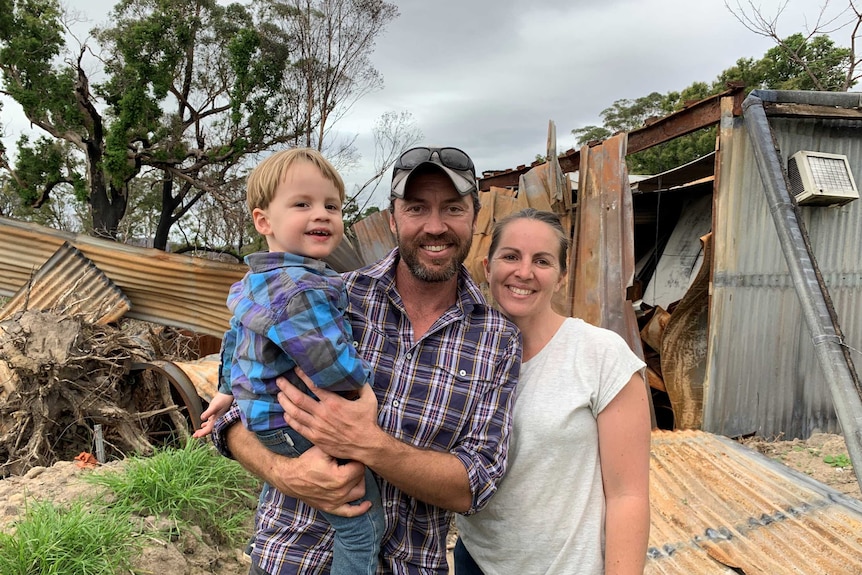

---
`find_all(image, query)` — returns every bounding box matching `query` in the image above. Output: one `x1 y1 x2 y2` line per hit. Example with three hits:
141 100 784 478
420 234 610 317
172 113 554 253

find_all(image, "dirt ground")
0 433 859 574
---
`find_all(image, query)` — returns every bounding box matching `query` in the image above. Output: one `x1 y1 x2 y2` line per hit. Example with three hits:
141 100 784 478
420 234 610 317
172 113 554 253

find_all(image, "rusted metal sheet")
350 210 396 267
477 86 745 191
661 233 712 430
130 358 209 431
646 430 862 574
569 133 643 357
0 216 246 338
0 242 130 325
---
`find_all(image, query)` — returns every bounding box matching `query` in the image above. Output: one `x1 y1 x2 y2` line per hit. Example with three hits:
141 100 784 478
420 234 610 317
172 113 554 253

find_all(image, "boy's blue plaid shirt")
226 250 371 432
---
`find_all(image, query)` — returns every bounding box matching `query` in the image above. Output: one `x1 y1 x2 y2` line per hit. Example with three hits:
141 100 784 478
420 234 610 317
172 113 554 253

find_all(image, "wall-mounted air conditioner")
787 150 859 207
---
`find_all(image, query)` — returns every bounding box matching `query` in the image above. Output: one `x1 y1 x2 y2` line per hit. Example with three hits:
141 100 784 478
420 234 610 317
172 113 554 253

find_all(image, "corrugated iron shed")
707 103 862 439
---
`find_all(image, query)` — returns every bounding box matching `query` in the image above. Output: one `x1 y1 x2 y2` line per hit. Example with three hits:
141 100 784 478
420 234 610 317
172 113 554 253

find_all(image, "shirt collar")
243 251 330 275
358 248 487 315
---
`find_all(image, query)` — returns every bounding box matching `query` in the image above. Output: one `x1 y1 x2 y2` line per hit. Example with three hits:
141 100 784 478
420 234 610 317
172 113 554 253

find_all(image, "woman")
455 208 651 574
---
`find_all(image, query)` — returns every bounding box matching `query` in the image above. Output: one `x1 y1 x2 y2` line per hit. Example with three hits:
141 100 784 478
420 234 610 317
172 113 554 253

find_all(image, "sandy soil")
0 433 858 574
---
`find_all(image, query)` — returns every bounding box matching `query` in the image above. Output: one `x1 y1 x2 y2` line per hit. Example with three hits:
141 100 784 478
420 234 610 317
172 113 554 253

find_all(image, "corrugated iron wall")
707 110 862 439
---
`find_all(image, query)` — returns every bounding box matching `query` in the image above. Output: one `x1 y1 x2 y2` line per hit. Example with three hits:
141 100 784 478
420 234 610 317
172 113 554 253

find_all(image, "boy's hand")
193 392 234 438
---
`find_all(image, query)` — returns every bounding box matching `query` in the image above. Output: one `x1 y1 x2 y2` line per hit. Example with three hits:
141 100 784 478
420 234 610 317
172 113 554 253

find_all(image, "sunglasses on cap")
394 146 475 174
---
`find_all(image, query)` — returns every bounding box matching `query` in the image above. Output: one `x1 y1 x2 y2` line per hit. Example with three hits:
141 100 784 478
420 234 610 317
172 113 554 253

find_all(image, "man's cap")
390 146 478 199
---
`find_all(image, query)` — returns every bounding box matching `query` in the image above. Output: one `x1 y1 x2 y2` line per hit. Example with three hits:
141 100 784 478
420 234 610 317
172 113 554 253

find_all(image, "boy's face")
252 160 344 259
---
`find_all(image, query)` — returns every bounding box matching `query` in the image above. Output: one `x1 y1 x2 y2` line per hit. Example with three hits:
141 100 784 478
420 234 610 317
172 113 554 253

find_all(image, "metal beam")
477 85 746 191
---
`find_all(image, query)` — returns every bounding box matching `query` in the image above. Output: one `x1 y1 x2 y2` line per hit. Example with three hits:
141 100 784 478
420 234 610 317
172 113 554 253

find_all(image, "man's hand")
223 421 371 517
275 445 372 516
276 369 381 462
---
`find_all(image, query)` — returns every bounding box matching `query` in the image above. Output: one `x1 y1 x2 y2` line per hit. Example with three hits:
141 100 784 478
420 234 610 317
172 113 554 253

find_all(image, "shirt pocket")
398 356 489 450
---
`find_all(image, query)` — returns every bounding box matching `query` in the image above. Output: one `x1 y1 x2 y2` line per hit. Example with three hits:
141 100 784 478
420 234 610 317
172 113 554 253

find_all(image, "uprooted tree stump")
0 310 195 477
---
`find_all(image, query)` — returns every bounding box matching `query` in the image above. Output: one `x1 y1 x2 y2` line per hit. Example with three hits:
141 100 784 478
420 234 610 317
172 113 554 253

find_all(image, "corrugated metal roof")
707 111 862 439
0 216 246 338
647 430 862 574
0 242 130 324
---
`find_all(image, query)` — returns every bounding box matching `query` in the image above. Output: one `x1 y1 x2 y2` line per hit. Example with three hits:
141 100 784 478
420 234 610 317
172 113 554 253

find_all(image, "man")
213 146 521 575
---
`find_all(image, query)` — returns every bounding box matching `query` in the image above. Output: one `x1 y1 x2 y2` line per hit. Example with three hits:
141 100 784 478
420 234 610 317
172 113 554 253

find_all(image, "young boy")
194 148 383 575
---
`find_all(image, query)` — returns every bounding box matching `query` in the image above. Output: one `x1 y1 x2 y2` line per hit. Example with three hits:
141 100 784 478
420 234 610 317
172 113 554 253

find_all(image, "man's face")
390 170 475 283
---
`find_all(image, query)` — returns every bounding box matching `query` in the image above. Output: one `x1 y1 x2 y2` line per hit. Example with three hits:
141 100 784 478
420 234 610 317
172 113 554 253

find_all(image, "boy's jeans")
256 426 384 575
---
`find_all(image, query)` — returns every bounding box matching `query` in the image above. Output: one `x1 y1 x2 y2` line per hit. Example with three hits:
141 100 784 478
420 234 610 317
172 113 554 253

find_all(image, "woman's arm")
597 373 652 575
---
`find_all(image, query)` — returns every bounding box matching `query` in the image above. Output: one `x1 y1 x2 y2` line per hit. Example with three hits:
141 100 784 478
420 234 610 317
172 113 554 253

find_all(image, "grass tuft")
0 499 139 575
86 438 260 546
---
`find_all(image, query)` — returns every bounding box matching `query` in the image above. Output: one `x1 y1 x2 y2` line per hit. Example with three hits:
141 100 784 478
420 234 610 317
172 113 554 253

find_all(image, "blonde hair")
246 148 345 213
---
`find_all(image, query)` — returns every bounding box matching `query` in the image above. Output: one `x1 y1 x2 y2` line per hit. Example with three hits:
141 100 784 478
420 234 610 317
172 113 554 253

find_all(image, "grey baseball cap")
390 146 478 199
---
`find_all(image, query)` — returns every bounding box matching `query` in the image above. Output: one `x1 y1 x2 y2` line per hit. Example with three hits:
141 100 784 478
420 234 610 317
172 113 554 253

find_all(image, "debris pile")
0 310 197 477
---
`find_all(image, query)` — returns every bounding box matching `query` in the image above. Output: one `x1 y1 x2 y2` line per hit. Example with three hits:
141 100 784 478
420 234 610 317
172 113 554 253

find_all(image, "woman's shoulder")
560 317 633 351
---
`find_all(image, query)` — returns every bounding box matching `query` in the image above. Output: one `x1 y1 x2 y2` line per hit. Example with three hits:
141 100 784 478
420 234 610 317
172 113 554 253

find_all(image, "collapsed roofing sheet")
647 430 862 574
0 216 246 338
0 242 130 325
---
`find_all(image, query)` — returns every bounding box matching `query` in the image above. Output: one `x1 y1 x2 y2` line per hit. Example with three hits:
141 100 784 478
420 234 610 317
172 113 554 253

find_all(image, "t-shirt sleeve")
592 328 646 416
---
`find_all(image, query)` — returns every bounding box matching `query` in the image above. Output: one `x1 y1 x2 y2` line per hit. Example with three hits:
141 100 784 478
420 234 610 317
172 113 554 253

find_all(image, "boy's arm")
218 318 238 395
193 323 237 438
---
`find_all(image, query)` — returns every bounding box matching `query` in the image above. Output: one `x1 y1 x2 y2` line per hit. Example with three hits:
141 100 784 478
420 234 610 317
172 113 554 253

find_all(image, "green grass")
0 499 139 575
0 439 260 574
86 439 260 546
823 453 852 468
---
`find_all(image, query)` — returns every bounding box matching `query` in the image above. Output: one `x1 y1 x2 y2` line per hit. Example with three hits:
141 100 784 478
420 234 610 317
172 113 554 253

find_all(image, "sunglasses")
394 146 475 174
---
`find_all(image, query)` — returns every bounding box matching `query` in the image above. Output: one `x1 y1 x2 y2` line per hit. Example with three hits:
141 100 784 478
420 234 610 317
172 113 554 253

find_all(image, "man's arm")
213 404 370 516
277 376 474 513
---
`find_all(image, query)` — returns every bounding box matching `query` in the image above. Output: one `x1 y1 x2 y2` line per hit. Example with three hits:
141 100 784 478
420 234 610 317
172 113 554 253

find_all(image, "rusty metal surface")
0 216 246 338
130 359 208 431
168 354 221 403
647 430 862 574
350 210 396 267
478 86 745 191
660 234 711 430
0 242 130 324
569 133 643 356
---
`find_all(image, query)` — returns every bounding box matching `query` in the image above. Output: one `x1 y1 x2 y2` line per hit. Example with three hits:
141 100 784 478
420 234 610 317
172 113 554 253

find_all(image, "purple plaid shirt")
213 249 521 574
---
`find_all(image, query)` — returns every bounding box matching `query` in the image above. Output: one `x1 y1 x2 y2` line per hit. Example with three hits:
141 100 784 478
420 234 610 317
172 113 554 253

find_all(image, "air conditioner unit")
787 150 859 207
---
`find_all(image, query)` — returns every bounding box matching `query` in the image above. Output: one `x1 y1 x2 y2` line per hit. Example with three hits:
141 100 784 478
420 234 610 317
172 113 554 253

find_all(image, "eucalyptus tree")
1 0 399 250
572 31 853 174
256 0 398 155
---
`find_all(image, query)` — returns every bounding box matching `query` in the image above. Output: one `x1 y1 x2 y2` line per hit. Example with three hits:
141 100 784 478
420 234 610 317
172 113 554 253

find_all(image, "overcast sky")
1 0 851 208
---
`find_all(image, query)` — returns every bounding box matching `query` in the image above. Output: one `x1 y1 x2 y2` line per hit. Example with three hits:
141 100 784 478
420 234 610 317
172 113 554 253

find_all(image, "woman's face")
484 218 566 323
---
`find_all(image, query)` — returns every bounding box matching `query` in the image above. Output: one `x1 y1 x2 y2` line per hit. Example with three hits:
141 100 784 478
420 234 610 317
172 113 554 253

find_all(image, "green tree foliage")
572 32 852 174
0 0 398 250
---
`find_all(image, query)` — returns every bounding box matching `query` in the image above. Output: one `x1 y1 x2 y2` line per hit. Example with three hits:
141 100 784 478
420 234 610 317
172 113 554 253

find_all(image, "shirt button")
392 400 400 407
406 352 412 360
459 369 467 376
352 341 359 348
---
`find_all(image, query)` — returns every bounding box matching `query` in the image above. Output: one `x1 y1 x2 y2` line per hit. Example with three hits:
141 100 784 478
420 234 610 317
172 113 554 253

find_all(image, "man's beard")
397 231 472 283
